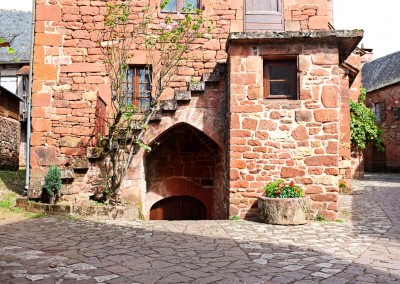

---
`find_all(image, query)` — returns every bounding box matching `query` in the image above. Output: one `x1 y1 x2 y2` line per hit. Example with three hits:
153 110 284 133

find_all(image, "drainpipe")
24 0 36 196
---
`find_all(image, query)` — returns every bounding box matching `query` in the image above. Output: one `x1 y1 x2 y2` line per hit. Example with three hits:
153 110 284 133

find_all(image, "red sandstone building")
28 0 363 220
363 51 400 172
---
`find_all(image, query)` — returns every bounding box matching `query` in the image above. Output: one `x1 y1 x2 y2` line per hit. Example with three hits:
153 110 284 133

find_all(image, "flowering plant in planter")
263 179 304 198
339 181 348 189
259 179 310 225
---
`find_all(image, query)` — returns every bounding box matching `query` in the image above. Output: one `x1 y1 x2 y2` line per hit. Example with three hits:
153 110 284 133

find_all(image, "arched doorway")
145 123 226 220
150 196 206 220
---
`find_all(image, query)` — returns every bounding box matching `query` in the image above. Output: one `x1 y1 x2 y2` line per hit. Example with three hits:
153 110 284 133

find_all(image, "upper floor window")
161 0 199 13
263 59 297 99
373 102 385 122
122 66 151 112
245 0 284 31
393 106 400 120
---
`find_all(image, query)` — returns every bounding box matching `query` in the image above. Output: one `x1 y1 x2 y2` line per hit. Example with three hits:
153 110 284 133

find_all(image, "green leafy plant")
314 213 328 222
0 193 16 208
350 87 384 151
229 215 240 221
263 179 304 198
339 181 347 189
43 165 62 203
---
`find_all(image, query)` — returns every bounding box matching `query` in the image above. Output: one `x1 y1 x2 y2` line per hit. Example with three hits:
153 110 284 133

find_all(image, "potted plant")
43 165 62 205
258 179 311 225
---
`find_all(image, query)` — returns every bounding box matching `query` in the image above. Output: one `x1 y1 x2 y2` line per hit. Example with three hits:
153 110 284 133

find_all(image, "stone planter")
258 196 311 225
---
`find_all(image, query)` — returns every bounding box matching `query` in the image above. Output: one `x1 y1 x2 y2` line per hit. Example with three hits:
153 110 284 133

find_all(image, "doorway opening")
150 196 206 220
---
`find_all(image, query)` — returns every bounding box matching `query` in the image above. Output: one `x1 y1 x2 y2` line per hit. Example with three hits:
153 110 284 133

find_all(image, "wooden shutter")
245 0 284 32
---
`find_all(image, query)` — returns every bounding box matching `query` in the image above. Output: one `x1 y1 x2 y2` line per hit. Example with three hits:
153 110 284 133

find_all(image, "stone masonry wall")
0 116 20 170
31 0 339 218
284 0 333 31
365 83 400 171
228 42 341 220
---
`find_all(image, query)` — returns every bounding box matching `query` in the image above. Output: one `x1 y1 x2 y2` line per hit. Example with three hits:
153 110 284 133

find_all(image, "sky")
1 0 399 59
334 0 400 59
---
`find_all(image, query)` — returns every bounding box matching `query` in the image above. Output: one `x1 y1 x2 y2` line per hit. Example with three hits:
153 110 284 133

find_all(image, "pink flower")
166 25 173 30
177 12 184 19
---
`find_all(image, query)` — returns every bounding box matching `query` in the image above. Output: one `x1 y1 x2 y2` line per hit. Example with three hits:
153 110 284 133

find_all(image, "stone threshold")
16 197 140 221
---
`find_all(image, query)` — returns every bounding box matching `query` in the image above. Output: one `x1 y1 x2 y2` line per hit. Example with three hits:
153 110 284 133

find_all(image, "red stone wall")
228 42 341 220
284 0 333 31
30 0 341 219
365 83 400 171
0 116 20 170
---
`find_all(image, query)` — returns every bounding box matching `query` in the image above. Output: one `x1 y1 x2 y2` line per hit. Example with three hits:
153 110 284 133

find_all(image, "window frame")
161 0 200 13
373 101 386 122
393 106 400 120
121 65 152 113
263 56 298 100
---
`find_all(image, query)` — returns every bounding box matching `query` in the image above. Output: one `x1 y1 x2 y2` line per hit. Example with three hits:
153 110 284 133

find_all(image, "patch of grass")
335 219 344 223
25 212 46 219
0 193 17 208
66 215 81 221
315 213 329 222
341 210 351 216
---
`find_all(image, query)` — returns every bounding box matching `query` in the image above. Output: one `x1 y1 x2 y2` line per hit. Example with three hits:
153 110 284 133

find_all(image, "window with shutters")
122 66 152 112
161 0 199 13
373 102 386 122
245 0 284 31
263 59 298 99
393 107 400 120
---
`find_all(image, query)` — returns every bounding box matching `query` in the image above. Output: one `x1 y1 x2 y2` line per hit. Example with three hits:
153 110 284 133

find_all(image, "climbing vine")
350 87 384 151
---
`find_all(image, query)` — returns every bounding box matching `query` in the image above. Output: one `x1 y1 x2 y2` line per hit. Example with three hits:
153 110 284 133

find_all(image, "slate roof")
0 10 32 63
362 51 400 93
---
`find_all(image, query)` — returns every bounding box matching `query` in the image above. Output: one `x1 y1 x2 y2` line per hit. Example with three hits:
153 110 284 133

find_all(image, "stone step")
60 167 75 180
160 99 178 111
202 71 220 82
149 109 162 121
175 90 191 101
72 157 90 170
188 81 205 92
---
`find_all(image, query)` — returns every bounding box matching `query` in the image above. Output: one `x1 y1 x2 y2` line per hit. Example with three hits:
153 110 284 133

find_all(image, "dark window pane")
270 82 290 96
269 65 292 80
162 0 177 12
394 107 400 120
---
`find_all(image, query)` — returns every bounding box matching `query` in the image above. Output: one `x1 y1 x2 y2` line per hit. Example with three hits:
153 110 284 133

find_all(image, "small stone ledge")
227 30 364 63
16 198 140 221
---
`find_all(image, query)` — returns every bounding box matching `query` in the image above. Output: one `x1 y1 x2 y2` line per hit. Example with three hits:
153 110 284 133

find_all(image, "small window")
263 59 297 99
122 66 152 112
393 107 400 120
373 102 386 122
161 0 199 13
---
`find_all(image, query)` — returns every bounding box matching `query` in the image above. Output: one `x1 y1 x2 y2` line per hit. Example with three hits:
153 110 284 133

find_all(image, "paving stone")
1 173 400 283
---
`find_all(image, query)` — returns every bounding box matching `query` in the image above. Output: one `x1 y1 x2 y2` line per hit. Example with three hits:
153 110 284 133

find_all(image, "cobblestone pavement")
1 173 400 283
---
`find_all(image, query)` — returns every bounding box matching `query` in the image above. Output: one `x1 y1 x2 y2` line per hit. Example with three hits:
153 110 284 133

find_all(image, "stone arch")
144 123 227 220
144 109 224 148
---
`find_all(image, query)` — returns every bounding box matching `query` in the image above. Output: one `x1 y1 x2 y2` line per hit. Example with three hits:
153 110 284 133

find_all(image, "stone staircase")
60 67 225 181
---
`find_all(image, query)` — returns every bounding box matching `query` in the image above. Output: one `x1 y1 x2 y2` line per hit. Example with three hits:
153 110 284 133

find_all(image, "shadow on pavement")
0 216 399 284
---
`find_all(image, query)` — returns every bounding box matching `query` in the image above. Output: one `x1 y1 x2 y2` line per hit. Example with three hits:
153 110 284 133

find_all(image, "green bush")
43 165 62 200
263 179 304 198
350 87 384 150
